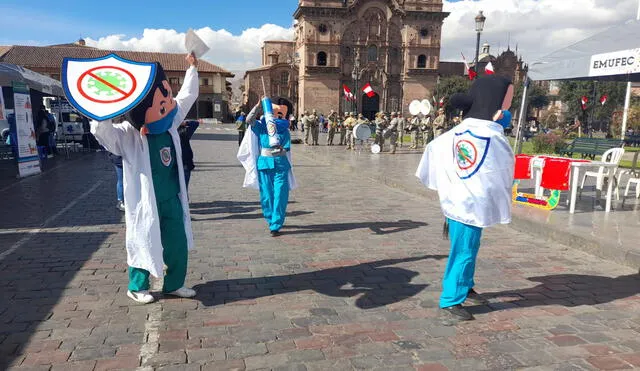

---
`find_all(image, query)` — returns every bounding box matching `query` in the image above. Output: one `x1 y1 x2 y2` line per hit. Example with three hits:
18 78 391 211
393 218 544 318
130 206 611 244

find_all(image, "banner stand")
12 81 41 178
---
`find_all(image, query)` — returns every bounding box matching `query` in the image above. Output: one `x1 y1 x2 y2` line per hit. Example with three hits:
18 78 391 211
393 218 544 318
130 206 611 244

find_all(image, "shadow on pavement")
194 255 447 310
282 219 427 235
193 133 237 142
468 273 640 314
194 210 314 221
0 232 112 369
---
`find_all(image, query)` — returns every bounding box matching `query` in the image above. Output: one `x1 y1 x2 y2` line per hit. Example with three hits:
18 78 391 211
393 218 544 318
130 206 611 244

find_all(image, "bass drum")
353 123 372 141
370 144 381 154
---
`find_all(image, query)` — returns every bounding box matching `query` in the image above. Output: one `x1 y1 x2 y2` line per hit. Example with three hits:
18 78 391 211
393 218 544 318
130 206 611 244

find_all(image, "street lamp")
351 56 360 114
287 53 300 116
474 10 486 79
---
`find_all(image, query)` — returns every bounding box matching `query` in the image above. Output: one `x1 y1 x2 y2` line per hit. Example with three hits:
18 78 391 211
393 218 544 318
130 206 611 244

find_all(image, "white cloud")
84 0 638 76
441 0 637 62
85 24 294 73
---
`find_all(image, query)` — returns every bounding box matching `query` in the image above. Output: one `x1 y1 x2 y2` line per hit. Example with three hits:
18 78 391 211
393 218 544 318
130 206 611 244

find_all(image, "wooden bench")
559 137 623 160
624 135 640 147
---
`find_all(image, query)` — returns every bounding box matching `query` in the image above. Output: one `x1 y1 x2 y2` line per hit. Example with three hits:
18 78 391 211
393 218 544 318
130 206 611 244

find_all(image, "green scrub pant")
128 196 188 293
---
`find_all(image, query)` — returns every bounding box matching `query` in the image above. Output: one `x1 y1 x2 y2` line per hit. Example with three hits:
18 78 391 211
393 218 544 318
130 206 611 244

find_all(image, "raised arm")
246 102 262 127
173 54 199 128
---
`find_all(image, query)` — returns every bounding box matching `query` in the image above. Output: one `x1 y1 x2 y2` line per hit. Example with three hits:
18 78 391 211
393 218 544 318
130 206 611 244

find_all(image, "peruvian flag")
581 96 588 110
600 94 608 105
439 97 445 107
362 83 376 98
343 84 354 101
461 53 477 80
485 62 495 75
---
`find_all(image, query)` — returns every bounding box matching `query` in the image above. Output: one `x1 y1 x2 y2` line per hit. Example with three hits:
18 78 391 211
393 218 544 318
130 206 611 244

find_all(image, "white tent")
0 63 64 96
516 19 640 149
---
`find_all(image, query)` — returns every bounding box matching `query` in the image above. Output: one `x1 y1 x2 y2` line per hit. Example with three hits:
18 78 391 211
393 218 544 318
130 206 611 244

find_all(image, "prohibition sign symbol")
456 140 478 170
77 66 138 104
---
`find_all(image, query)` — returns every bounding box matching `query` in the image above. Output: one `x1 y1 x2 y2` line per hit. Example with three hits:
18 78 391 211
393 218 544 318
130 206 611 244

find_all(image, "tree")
435 76 471 117
512 82 550 119
558 80 627 128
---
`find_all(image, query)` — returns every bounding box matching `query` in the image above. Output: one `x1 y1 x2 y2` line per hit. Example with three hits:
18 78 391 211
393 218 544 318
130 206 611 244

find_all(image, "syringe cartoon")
261 77 280 150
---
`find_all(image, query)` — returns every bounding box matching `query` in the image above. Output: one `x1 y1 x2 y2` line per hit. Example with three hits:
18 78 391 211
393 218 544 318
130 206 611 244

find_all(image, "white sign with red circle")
62 54 157 121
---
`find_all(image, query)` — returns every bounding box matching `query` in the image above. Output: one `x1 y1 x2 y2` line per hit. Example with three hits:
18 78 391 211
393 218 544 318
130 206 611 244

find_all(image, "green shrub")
531 132 566 154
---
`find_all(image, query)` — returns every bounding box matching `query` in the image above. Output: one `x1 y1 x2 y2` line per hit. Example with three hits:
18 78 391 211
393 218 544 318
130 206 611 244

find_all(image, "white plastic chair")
622 177 640 206
579 147 625 201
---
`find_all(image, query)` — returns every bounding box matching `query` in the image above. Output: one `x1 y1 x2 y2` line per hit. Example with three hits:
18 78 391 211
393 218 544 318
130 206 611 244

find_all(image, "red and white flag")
600 94 608 105
362 83 376 98
343 84 354 101
485 62 495 75
581 96 589 110
439 97 445 107
461 53 477 80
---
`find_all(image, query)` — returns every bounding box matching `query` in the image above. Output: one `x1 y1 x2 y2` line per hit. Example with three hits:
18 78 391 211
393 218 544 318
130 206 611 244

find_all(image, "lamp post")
287 53 300 116
351 56 361 114
474 10 486 79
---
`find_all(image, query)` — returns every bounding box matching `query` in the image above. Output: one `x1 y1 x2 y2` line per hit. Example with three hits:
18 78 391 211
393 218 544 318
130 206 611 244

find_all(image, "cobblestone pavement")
1 127 640 371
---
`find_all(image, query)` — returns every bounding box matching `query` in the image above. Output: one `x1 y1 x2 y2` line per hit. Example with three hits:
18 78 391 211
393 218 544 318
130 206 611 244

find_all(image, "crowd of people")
234 106 460 154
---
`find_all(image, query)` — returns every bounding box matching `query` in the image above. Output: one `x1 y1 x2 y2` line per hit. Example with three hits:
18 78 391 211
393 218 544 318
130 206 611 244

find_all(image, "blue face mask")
495 110 512 129
145 106 178 135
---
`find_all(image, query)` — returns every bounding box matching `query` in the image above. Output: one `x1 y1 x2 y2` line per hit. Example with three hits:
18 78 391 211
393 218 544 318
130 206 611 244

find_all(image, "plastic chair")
622 177 640 207
618 151 640 180
579 147 625 201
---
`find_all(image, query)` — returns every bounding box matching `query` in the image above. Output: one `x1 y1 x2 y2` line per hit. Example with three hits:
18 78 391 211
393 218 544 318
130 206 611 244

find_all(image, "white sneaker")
165 287 196 298
127 290 155 304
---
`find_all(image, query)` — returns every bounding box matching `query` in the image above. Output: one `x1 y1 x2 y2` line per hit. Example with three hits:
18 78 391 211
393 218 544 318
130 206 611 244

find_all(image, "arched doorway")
362 93 380 121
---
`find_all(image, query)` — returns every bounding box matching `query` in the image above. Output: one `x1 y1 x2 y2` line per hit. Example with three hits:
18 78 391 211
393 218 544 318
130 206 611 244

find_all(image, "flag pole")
621 0 640 139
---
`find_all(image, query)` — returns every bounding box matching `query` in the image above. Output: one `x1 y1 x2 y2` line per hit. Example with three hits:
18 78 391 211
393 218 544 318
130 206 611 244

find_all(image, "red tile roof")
0 45 234 77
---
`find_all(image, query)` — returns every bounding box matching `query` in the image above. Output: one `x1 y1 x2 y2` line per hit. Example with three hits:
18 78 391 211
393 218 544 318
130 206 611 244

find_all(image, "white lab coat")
91 66 199 278
415 118 514 228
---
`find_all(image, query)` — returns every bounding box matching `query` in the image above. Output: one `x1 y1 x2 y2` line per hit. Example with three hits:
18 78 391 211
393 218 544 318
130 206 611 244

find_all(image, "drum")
371 144 381 154
353 123 372 140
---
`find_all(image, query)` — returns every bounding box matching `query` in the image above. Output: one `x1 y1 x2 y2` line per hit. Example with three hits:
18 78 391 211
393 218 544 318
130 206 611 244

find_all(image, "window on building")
280 72 289 86
367 45 378 62
417 55 427 68
199 78 210 86
169 77 179 85
420 28 429 38
318 24 328 34
317 51 327 66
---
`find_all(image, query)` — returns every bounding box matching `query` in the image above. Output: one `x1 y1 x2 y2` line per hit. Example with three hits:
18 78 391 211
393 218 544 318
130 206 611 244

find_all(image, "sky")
1 0 638 78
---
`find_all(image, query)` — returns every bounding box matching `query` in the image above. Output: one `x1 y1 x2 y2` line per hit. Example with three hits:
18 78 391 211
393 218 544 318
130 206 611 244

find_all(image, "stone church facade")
245 0 449 119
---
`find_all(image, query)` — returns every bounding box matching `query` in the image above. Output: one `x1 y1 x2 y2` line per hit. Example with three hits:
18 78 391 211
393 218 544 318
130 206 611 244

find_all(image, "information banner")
12 82 41 177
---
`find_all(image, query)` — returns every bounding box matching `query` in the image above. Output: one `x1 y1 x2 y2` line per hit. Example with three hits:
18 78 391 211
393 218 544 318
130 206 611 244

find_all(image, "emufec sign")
589 48 640 77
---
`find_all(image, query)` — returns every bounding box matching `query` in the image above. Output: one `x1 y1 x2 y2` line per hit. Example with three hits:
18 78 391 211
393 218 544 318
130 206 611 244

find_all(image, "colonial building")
0 40 234 121
244 0 449 119
470 43 528 85
244 41 298 114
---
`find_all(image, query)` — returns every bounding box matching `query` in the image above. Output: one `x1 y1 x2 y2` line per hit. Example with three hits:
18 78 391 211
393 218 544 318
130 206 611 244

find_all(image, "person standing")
35 105 51 156
178 120 199 192
374 112 388 152
238 97 298 236
397 112 406 148
109 152 125 211
344 112 356 150
387 112 399 154
309 109 320 145
302 111 311 145
433 108 446 138
327 110 338 145
236 112 247 146
89 53 200 304
408 114 420 149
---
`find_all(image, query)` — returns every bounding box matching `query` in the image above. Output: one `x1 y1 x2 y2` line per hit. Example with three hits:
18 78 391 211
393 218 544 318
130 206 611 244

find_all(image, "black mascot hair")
450 75 512 121
127 62 168 130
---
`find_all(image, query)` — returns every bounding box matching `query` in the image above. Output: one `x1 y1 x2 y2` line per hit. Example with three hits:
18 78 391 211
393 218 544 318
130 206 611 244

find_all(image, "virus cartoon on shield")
62 54 178 134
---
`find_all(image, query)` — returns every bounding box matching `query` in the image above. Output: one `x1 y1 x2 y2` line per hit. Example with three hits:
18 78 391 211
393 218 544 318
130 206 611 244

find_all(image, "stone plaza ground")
1 126 640 371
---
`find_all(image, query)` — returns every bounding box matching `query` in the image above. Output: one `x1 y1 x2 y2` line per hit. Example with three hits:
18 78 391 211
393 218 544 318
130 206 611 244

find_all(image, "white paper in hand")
185 29 210 58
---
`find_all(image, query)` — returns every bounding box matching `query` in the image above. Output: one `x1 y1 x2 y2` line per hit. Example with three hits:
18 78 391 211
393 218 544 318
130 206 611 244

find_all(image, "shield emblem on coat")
453 130 491 180
62 54 157 121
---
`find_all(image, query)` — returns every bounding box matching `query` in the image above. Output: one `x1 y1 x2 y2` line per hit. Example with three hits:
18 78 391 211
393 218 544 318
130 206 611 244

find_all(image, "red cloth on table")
540 158 572 191
514 154 534 179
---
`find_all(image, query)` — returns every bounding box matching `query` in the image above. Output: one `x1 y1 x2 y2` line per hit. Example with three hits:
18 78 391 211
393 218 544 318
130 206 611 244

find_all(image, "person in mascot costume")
237 96 298 237
415 75 515 322
89 53 199 304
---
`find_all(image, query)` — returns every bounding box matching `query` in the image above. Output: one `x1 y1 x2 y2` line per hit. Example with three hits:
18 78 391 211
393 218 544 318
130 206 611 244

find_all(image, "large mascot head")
450 75 514 125
127 63 177 134
271 97 293 121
